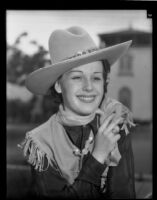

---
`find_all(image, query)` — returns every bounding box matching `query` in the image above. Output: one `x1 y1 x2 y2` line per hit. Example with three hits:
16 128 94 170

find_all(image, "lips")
77 95 96 103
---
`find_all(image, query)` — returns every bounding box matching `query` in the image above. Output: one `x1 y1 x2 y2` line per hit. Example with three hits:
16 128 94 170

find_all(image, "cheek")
96 83 105 104
61 81 78 102
96 81 104 95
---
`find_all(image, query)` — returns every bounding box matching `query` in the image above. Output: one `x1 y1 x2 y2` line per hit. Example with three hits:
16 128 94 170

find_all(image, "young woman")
19 26 136 199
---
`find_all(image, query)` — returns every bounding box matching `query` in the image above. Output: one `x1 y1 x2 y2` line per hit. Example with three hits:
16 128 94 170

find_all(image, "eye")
93 77 102 81
71 76 82 80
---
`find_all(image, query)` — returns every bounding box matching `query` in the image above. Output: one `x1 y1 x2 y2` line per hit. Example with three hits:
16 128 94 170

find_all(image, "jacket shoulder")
28 114 56 135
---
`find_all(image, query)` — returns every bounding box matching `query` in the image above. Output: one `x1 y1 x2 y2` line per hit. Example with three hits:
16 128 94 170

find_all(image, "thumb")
95 109 104 116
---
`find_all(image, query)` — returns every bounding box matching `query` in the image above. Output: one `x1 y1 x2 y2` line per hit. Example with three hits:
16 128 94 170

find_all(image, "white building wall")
107 47 152 121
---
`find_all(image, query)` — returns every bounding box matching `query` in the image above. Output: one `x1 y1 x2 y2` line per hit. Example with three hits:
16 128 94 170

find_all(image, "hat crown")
48 26 97 64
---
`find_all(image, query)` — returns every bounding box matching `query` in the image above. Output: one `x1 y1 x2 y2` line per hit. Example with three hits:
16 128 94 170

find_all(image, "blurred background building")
99 27 152 123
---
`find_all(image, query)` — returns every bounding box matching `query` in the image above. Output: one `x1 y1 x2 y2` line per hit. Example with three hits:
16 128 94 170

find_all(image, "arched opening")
118 87 132 110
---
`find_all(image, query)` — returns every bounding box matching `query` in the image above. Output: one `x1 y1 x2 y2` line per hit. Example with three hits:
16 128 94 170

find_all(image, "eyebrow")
68 70 103 74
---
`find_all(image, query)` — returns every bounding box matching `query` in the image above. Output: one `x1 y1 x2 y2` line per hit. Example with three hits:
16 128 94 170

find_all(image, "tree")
7 32 49 86
7 32 51 123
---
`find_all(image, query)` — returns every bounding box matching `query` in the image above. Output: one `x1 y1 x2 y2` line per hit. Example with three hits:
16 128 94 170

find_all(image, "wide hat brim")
26 40 132 95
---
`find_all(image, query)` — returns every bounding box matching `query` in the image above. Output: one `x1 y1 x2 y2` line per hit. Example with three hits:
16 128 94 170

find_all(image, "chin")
80 102 100 115
76 107 97 116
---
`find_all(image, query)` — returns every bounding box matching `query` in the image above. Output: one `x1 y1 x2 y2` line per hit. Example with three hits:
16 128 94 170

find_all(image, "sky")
7 10 152 55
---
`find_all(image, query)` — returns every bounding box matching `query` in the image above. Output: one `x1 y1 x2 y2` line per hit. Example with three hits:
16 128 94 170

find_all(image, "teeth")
78 95 95 99
77 95 95 102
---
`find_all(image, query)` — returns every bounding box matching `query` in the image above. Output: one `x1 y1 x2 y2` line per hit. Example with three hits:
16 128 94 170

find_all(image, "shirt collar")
63 115 98 150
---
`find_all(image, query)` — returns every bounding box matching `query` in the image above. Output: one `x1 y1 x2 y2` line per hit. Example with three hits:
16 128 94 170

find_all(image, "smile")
77 95 96 103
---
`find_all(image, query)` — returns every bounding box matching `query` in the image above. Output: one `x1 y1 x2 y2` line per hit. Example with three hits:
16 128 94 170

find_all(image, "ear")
54 81 62 94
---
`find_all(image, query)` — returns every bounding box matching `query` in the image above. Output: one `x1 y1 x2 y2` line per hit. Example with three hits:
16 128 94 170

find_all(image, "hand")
100 99 124 124
92 114 122 164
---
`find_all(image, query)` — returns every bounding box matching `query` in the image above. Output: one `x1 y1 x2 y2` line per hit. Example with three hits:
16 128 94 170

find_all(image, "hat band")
62 47 99 61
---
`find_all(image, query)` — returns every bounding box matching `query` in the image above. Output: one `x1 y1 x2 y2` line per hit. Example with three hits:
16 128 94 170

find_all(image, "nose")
82 77 93 92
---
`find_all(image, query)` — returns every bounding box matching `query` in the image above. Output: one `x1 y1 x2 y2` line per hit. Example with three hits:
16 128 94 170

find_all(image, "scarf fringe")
18 132 49 172
120 107 136 135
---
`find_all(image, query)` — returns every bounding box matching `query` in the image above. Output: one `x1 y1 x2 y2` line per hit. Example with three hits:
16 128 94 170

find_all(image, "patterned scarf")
18 97 135 185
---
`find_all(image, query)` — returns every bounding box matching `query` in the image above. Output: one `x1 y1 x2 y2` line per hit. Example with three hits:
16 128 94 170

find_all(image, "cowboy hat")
26 26 132 95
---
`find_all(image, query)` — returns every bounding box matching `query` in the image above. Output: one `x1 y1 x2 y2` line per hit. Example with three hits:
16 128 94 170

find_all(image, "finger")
95 109 104 116
106 126 119 139
99 114 116 133
99 113 109 125
100 104 123 125
112 134 121 143
100 105 116 124
95 109 107 125
111 126 120 135
105 117 123 134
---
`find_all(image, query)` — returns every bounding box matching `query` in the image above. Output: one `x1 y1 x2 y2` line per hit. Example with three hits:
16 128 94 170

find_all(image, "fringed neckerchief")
18 97 136 188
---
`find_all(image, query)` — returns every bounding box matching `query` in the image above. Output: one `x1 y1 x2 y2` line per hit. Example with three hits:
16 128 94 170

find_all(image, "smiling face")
55 61 105 116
